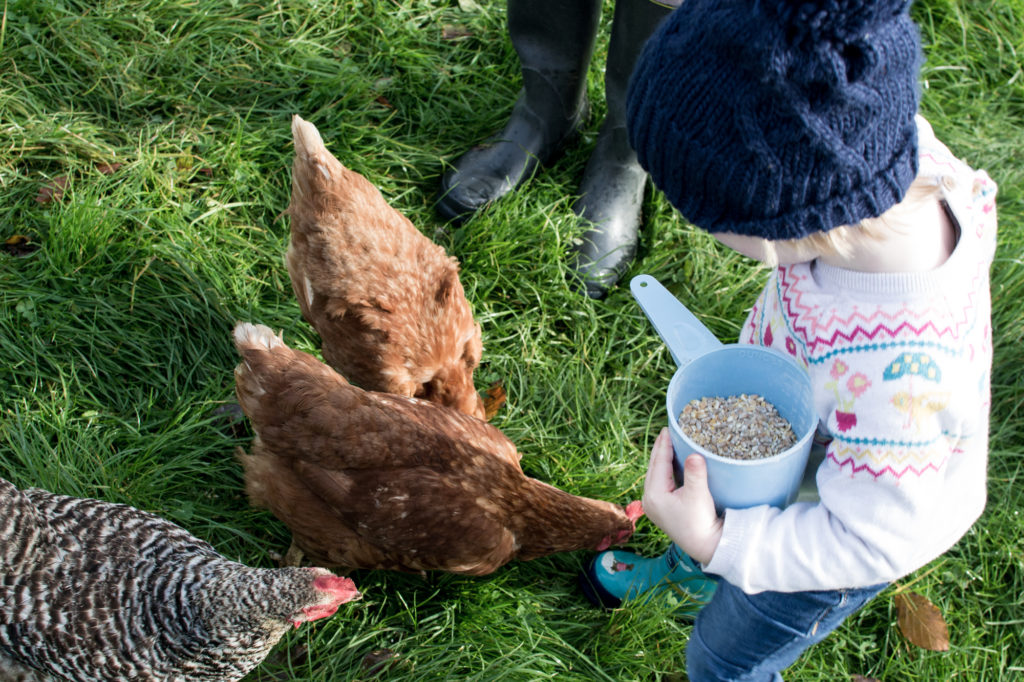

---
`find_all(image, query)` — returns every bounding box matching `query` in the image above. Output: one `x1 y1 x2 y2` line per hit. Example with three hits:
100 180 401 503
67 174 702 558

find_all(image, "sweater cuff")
701 506 770 583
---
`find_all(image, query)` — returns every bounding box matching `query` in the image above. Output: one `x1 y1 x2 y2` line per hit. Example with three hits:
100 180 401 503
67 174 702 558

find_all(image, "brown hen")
285 115 485 420
233 322 642 575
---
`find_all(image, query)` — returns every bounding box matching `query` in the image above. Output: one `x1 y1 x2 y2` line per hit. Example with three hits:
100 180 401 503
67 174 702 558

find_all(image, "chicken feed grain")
678 394 797 460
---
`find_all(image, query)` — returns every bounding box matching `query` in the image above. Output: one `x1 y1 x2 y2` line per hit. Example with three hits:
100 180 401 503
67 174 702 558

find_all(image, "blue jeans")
686 579 887 681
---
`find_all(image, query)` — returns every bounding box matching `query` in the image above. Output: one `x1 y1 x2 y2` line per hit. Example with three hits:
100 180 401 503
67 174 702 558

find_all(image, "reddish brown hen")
286 115 485 420
233 322 642 575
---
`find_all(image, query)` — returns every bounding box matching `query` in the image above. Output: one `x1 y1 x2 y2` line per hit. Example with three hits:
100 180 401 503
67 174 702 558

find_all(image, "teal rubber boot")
579 544 717 614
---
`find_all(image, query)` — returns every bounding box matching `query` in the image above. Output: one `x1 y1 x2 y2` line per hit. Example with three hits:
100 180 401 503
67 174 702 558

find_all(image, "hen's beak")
292 575 362 627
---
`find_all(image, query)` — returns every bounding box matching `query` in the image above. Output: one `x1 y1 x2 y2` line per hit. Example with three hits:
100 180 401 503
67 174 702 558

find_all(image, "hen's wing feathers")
20 488 220 564
234 322 520 470
291 460 517 574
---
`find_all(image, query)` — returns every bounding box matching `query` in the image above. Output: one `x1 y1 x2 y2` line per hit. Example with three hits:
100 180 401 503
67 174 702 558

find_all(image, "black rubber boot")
436 0 603 224
569 0 672 298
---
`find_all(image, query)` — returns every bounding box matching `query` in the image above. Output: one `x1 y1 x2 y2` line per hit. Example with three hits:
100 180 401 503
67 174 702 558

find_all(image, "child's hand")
642 427 723 566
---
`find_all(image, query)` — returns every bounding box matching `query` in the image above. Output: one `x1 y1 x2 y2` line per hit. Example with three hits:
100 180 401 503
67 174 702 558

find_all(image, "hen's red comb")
313 575 360 601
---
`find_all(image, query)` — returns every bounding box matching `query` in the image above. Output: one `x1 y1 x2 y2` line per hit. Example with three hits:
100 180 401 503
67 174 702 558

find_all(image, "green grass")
1 0 1022 679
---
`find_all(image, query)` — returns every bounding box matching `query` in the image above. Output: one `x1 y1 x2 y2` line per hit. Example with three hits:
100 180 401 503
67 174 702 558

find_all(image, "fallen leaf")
3 234 40 257
35 175 68 204
211 402 247 438
484 380 507 420
375 94 393 108
894 591 950 651
361 648 398 677
442 24 473 40
95 162 122 175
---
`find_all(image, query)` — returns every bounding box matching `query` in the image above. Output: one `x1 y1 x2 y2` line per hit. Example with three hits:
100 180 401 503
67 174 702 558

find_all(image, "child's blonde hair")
761 173 950 267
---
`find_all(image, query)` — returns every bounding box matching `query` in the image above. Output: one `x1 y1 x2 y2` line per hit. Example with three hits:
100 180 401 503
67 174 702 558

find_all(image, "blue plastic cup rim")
665 344 817 467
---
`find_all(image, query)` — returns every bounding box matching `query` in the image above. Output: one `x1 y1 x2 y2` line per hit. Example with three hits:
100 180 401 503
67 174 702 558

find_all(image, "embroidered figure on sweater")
824 358 872 433
883 353 950 431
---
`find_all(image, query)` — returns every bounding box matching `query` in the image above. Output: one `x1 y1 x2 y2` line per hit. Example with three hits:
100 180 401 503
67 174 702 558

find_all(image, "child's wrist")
691 522 723 566
668 518 722 566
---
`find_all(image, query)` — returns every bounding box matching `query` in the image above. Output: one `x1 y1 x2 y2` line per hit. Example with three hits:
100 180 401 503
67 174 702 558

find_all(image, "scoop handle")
630 274 723 368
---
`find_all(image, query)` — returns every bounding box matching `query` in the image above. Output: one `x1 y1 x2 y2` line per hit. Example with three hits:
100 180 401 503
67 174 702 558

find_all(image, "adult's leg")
436 0 602 223
569 0 671 298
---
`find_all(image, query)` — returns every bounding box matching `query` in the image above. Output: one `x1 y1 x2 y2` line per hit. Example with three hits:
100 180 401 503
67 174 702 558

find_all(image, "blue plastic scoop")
630 274 817 511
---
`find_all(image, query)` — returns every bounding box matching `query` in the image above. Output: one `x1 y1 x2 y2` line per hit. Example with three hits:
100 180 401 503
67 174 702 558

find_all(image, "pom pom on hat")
770 0 914 44
627 0 922 240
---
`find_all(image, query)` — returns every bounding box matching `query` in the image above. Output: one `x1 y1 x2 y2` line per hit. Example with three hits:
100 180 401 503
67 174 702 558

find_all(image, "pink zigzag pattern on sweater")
826 451 951 480
777 267 982 353
778 267 952 329
919 151 959 175
830 443 949 467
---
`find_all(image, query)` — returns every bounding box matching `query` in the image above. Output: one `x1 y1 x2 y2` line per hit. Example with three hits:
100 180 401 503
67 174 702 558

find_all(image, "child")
581 0 998 679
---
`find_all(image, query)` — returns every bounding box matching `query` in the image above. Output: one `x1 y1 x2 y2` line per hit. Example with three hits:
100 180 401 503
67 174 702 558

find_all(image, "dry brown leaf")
484 380 507 420
95 162 123 175
360 648 398 677
375 94 393 109
3 234 40 257
851 675 881 682
894 591 950 651
35 175 68 204
442 24 473 40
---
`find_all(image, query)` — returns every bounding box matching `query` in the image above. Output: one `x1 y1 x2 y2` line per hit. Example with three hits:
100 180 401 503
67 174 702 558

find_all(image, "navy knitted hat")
627 0 922 240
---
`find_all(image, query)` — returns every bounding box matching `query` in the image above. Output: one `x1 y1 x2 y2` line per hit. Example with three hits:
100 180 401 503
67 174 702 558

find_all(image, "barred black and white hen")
0 477 360 682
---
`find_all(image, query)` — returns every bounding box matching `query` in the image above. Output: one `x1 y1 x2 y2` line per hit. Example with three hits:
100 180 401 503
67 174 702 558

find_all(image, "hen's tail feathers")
232 322 290 414
232 322 345 417
290 114 343 203
0 479 76 574
233 322 285 352
0 479 41 572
